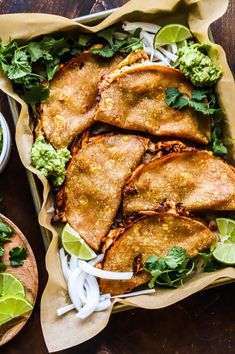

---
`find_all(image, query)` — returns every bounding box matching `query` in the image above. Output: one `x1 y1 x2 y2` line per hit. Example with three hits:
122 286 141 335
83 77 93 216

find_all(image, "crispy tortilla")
95 52 210 144
100 213 216 295
40 53 123 149
123 150 235 214
56 133 149 251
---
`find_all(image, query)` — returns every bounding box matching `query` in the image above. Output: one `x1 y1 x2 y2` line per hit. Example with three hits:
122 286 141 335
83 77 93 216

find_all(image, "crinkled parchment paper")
0 0 235 351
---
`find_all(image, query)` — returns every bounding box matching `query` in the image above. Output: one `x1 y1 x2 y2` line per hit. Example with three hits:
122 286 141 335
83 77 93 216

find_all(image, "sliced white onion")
57 303 75 316
95 298 112 312
123 21 161 34
111 288 156 299
141 31 154 61
68 268 82 311
152 49 170 66
69 255 78 271
113 32 128 40
59 248 71 282
153 61 167 66
78 260 133 280
157 47 178 62
89 254 104 266
171 43 178 54
99 293 111 301
77 271 87 304
76 275 100 319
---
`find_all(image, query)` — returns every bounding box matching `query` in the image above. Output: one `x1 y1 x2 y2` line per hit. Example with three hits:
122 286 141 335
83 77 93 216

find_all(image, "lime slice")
216 218 235 242
154 24 192 47
176 39 188 49
0 273 25 297
0 294 33 326
61 223 97 260
213 243 235 265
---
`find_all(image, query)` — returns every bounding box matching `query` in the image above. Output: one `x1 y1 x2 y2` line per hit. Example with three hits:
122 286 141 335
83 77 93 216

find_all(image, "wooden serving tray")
0 214 38 346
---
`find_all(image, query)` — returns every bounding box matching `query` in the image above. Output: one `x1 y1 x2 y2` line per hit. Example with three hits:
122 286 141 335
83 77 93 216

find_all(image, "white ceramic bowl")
0 112 11 173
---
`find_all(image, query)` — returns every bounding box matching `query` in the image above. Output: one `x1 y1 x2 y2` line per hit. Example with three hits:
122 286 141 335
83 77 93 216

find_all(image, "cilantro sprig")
144 247 195 288
0 220 13 244
91 27 143 58
0 220 28 270
0 219 13 271
165 87 220 115
165 87 228 156
9 247 27 267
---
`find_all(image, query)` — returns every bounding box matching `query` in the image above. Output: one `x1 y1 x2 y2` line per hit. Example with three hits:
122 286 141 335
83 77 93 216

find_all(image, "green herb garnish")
9 247 27 267
0 220 13 244
91 27 143 58
211 113 228 156
165 87 220 115
199 248 223 272
0 219 14 271
144 247 195 288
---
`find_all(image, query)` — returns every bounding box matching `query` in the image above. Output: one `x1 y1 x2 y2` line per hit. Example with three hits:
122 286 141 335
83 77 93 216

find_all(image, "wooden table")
0 1 234 353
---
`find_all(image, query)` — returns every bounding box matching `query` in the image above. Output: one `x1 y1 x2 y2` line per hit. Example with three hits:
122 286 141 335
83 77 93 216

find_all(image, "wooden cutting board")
0 214 38 346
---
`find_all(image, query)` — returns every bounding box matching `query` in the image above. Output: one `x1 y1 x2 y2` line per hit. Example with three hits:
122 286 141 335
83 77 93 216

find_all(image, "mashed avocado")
31 135 71 187
177 42 222 87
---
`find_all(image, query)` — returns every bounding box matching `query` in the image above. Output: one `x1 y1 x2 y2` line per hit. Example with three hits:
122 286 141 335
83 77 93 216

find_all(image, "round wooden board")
0 214 38 346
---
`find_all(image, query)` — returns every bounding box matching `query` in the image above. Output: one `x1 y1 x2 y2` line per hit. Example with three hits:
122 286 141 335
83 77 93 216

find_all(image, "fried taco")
55 133 149 251
95 51 210 144
123 150 235 215
40 53 123 149
100 213 216 295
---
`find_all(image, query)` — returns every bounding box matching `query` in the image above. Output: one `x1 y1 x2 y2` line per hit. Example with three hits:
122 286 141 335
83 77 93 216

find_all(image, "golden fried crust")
123 150 235 214
64 134 149 251
40 53 123 149
95 63 210 144
100 213 217 295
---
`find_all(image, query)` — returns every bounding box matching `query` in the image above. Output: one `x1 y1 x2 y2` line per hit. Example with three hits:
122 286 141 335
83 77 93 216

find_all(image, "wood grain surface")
0 1 234 354
0 214 38 347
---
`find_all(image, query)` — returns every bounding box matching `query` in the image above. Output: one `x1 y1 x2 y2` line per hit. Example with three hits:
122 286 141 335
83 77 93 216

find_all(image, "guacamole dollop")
31 135 71 188
177 42 222 87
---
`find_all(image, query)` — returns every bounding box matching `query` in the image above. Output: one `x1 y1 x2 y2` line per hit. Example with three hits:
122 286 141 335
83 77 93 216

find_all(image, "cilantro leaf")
91 46 115 58
165 87 182 106
0 220 13 244
211 113 228 156
23 84 49 104
27 42 44 62
199 249 223 272
0 246 4 257
165 87 221 115
0 262 6 272
145 247 195 288
188 100 219 115
9 247 27 267
7 51 32 80
191 88 209 101
97 28 116 47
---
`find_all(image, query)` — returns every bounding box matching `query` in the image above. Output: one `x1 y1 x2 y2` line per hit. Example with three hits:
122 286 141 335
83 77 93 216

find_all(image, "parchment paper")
0 0 235 352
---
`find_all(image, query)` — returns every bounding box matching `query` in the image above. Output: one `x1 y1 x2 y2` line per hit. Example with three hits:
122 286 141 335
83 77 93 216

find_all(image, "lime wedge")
216 218 235 242
213 243 235 265
0 294 33 326
61 223 97 260
154 24 192 47
0 273 25 297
